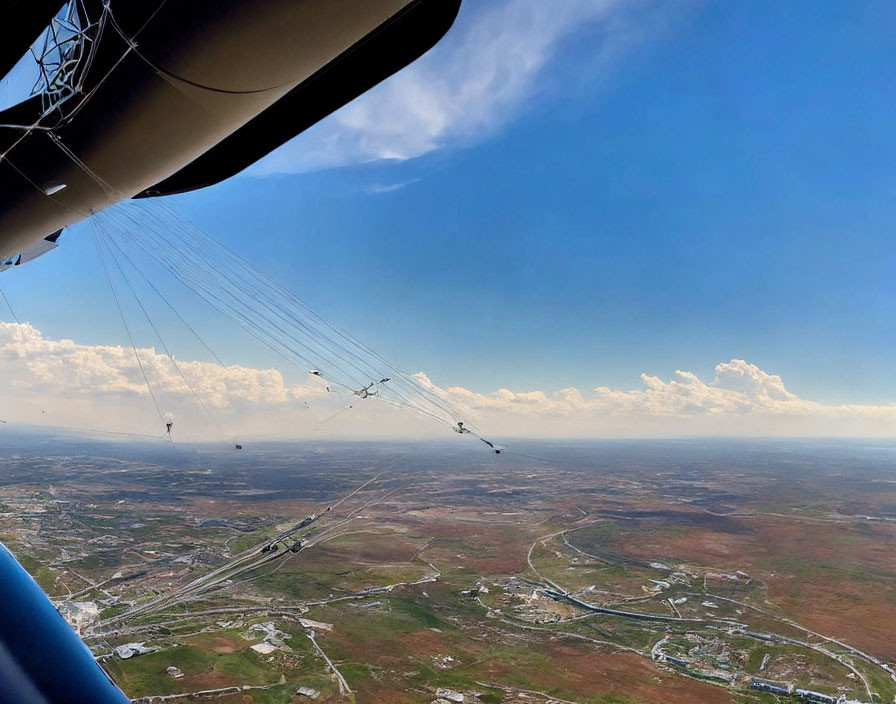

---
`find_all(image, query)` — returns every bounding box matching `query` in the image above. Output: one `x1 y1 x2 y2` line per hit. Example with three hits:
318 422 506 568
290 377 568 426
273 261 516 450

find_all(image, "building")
749 679 791 695
115 642 152 660
794 689 838 704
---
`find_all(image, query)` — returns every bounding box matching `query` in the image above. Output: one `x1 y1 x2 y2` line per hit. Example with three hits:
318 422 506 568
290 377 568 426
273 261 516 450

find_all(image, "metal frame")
30 0 102 118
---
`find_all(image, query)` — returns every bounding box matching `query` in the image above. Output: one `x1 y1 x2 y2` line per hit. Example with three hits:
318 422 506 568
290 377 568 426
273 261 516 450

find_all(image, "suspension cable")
100 229 224 438
0 286 20 324
92 219 166 430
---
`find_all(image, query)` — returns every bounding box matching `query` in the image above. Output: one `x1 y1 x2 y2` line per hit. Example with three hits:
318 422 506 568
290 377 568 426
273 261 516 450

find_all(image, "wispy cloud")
1 323 892 440
253 0 683 175
364 178 421 195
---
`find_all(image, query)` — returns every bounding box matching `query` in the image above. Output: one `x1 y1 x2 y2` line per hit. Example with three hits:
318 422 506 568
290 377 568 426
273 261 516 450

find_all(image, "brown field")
597 513 896 659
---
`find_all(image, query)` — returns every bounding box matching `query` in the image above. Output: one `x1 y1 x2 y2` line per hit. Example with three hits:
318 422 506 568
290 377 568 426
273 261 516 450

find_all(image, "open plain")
1 435 894 704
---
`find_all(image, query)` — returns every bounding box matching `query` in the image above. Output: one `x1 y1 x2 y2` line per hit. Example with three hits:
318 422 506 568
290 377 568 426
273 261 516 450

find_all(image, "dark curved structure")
0 2 65 82
138 0 461 197
0 0 461 257
0 543 130 704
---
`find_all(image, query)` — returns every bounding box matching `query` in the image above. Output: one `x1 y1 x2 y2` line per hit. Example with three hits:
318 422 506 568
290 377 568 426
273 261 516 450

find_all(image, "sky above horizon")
1 0 895 440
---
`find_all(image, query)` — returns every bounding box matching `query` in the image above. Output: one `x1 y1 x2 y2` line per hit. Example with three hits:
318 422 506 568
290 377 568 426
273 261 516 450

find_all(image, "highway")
308 630 352 696
97 475 381 629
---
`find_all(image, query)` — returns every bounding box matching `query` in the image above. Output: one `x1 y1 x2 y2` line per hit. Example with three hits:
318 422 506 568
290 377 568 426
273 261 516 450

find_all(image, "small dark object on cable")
480 437 506 454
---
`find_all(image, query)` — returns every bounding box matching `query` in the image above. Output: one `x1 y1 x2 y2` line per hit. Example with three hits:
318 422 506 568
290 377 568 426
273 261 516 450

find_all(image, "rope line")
105 7 296 96
104 236 227 367
92 220 166 429
56 425 170 439
0 287 20 324
101 230 223 438
102 201 467 433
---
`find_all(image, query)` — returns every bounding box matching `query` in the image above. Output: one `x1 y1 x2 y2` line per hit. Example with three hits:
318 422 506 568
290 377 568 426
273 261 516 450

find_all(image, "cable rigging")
0 286 19 324
99 200 474 432
91 218 176 451
100 228 226 443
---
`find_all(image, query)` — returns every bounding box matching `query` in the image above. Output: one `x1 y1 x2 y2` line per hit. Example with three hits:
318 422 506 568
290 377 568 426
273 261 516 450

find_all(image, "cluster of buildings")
246 620 293 656
749 679 868 704
660 654 735 685
480 577 573 624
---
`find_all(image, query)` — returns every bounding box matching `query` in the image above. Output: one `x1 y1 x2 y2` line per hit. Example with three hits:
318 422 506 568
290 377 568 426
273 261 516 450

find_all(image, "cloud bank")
0 323 893 441
253 0 680 174
0 322 331 440
418 362 896 437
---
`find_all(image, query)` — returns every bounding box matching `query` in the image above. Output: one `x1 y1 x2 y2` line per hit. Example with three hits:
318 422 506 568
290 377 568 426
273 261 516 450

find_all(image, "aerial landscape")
2 434 894 703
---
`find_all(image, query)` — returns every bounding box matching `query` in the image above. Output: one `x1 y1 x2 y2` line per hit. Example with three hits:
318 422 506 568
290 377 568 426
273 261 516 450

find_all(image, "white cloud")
253 0 682 174
0 322 321 406
1 323 892 441
0 322 336 440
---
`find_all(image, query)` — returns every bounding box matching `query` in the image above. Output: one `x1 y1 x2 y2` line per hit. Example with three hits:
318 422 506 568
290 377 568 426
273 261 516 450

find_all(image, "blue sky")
3 0 896 414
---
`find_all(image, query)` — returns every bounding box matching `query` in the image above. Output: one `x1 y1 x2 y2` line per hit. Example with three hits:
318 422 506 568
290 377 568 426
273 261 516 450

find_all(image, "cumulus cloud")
0 322 322 406
0 322 336 440
253 0 682 174
1 323 892 440
415 362 896 438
